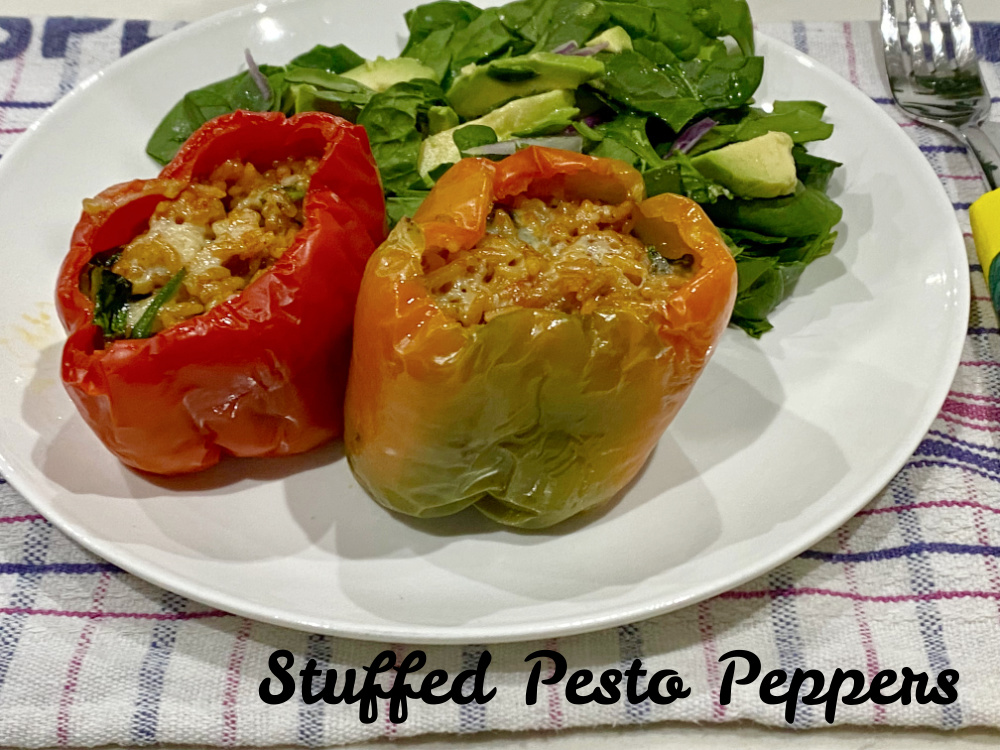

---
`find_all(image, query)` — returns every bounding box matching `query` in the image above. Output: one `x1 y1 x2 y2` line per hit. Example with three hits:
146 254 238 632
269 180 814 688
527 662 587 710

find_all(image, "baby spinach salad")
146 0 843 337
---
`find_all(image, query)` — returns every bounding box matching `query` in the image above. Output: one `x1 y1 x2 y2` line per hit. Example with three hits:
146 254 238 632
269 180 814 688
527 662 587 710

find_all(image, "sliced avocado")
288 83 370 121
447 52 603 119
282 70 374 119
586 26 633 53
428 105 460 134
419 90 578 177
691 131 798 199
341 56 436 93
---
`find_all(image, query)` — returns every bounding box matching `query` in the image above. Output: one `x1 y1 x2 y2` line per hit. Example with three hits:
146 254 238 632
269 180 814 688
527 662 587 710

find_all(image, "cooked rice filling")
108 156 318 334
423 197 692 327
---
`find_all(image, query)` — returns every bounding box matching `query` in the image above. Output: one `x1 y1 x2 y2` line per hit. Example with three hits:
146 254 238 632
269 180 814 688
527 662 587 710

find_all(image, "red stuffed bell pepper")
57 110 385 475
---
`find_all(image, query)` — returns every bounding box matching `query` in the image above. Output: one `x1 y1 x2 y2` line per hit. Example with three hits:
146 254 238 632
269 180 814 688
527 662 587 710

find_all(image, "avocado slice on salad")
691 131 798 199
419 89 579 177
427 105 460 134
447 52 603 119
341 56 436 93
586 26 633 53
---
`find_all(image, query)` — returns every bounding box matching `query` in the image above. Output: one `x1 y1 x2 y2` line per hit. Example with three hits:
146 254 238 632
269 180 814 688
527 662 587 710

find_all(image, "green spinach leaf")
446 8 528 84
643 153 731 202
528 0 610 52
694 54 763 109
146 65 285 165
729 229 837 336
704 0 754 54
403 0 482 50
792 145 842 191
595 50 703 131
581 112 663 167
131 268 187 339
705 182 843 237
453 124 499 156
288 44 365 74
387 189 432 225
89 267 132 340
357 79 448 194
687 100 834 155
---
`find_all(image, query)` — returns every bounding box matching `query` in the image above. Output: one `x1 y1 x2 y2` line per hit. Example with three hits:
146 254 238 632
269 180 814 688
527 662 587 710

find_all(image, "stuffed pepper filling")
81 155 318 340
421 196 696 327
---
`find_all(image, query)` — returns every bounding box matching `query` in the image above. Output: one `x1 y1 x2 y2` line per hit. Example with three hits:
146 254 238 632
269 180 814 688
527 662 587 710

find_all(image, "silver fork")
881 0 1000 189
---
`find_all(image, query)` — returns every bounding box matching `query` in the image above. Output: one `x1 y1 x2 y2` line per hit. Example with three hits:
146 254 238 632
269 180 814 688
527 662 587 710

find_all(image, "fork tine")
923 0 949 72
941 0 978 74
903 0 931 77
881 0 908 81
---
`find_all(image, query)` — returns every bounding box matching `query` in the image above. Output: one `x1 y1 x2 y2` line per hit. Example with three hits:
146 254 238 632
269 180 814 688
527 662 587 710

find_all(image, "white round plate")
0 0 969 644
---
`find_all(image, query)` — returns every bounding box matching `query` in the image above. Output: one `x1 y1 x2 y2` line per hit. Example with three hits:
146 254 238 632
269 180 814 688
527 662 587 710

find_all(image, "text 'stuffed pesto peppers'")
344 147 737 529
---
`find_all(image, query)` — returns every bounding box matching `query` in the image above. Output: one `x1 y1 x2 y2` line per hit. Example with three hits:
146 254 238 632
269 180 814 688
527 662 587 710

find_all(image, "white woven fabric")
0 17 999 746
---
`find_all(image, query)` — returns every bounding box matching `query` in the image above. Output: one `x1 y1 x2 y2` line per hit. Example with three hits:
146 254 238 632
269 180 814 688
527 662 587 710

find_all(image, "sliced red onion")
668 117 717 156
244 48 271 102
569 41 609 56
564 114 603 136
464 135 585 157
553 40 608 56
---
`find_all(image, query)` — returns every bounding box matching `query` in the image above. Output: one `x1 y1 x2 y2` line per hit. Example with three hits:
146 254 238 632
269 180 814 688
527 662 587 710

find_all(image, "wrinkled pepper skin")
57 111 385 475
344 147 737 529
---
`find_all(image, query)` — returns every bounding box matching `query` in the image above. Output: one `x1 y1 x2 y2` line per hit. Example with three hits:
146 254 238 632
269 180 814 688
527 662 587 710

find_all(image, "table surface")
4 0 999 748
2 0 996 21
0 0 1000 23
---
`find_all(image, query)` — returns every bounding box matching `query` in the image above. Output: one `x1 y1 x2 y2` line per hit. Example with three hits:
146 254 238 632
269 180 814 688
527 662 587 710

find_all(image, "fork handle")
958 125 1000 191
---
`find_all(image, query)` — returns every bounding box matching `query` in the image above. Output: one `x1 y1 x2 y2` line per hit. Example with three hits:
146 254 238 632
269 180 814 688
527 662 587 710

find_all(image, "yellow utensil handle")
970 188 1000 318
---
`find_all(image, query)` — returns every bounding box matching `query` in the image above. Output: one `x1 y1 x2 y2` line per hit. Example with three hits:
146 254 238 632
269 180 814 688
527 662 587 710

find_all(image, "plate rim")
0 2 971 643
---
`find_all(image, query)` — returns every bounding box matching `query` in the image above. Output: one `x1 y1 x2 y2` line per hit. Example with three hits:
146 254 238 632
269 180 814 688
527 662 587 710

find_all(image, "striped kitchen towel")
2 15 1000 747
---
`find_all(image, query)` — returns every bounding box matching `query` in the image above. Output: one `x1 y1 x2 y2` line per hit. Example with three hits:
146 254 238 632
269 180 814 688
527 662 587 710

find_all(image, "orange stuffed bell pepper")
57 110 385 475
344 146 736 529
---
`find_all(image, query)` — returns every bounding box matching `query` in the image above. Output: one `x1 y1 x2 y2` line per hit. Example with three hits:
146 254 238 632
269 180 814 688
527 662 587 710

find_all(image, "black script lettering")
386 650 427 723
759 668 788 701
936 669 960 704
566 667 649 706
714 651 959 722
259 649 296 705
868 669 900 704
258 648 497 723
817 668 869 722
524 650 568 705
761 668 826 723
598 670 623 704
416 669 451 704
571 669 622 705
623 659 649 704
301 659 362 707
565 669 595 704
359 650 397 723
718 650 762 705
449 650 496 706
899 666 960 705
299 658 323 705
647 670 691 705
901 666 928 705
525 652 689 708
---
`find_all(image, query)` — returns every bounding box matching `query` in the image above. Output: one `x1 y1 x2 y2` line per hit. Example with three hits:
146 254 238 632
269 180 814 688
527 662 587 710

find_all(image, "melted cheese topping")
111 156 318 334
423 197 691 327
